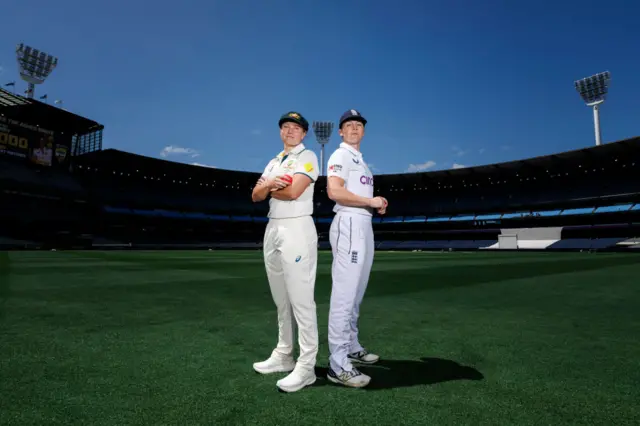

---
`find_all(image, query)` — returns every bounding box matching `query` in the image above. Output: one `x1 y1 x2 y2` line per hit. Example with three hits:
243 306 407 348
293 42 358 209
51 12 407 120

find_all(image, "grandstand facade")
1 87 640 251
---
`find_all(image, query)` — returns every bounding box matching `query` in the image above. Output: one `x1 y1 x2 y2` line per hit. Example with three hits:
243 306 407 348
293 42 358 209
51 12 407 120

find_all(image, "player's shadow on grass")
314 357 483 390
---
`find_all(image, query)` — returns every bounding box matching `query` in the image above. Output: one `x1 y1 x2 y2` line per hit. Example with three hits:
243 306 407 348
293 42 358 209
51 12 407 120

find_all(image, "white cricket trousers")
328 212 375 373
263 215 319 370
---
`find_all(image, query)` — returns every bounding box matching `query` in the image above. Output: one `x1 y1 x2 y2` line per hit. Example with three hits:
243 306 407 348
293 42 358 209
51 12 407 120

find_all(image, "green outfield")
1 250 639 425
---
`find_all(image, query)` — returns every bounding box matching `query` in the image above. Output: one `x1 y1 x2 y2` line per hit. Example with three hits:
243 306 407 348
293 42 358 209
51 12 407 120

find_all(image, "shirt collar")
277 143 305 159
340 142 362 158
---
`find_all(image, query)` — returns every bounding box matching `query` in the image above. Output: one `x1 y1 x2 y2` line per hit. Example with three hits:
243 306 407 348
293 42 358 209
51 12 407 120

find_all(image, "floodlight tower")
15 43 58 99
312 121 334 176
574 71 611 146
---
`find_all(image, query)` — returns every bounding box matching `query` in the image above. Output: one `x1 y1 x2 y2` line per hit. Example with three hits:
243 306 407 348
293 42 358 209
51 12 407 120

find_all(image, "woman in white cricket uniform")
251 111 320 393
325 109 388 388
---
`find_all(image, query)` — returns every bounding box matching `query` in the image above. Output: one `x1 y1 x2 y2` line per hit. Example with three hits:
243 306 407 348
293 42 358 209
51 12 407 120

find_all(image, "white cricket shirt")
326 142 374 216
261 143 319 219
31 148 52 166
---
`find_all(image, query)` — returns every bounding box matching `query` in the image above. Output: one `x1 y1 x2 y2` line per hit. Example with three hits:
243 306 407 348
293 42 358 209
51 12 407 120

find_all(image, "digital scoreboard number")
0 131 29 150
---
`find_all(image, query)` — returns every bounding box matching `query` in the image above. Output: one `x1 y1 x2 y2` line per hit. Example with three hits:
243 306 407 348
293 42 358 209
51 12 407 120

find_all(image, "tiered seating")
547 238 627 250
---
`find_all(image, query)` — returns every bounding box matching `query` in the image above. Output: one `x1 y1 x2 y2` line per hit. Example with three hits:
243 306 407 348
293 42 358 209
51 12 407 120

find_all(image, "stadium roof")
382 136 640 184
0 88 30 107
76 148 259 181
75 136 640 184
0 87 103 135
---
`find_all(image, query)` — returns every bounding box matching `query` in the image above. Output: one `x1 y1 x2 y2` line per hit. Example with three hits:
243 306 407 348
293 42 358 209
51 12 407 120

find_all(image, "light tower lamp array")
574 71 611 146
312 121 334 176
15 43 58 99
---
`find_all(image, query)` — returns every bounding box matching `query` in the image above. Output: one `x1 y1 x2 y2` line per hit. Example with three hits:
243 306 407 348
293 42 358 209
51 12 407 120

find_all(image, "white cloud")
251 129 262 136
501 145 511 151
478 148 486 154
452 146 468 157
407 160 436 172
160 145 200 158
191 162 216 168
452 163 466 169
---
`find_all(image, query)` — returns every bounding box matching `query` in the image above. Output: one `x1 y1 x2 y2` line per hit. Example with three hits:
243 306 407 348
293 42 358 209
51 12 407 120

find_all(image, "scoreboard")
0 115 70 168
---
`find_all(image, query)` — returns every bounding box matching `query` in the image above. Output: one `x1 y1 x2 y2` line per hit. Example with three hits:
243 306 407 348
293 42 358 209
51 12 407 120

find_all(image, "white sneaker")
327 366 371 388
253 355 295 375
348 350 380 365
276 366 317 393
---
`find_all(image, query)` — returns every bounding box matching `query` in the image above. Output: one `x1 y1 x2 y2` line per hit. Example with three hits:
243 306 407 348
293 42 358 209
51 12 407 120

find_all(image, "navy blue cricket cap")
339 109 367 128
278 111 309 132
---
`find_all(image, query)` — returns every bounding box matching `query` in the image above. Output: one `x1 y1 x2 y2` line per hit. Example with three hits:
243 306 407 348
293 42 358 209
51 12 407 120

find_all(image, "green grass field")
1 250 639 425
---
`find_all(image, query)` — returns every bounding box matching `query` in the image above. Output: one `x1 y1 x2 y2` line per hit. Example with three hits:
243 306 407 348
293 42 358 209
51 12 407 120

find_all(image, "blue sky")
1 0 639 174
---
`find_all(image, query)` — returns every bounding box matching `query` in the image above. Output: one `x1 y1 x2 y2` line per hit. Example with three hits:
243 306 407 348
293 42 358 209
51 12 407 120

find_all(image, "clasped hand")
370 196 388 215
256 177 290 192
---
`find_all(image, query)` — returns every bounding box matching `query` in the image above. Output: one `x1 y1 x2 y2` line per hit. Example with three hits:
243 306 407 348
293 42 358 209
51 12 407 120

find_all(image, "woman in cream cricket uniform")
325 109 388 388
251 111 320 393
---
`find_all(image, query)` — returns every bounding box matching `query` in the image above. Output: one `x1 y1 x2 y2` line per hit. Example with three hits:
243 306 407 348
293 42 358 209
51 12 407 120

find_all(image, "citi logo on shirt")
360 175 374 186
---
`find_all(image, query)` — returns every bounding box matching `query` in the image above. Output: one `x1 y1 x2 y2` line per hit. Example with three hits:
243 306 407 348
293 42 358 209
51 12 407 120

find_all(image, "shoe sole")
348 357 379 365
276 376 317 393
326 374 371 388
253 364 295 375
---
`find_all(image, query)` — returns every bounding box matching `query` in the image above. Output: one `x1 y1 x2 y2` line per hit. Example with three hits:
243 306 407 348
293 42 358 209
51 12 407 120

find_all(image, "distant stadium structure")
1 85 640 251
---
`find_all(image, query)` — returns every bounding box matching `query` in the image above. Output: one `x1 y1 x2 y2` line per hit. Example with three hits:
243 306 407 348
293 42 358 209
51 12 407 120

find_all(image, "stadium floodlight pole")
15 43 58 99
574 71 611 146
312 121 334 176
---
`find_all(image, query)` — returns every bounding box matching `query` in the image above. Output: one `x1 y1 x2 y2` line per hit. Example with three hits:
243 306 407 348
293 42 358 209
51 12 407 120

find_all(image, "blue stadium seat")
427 217 450 222
450 215 475 221
104 206 132 214
475 214 502 220
182 212 209 220
404 216 427 222
533 210 562 217
561 207 594 215
548 238 626 249
594 204 632 213
231 215 253 222
381 216 404 223
590 238 627 249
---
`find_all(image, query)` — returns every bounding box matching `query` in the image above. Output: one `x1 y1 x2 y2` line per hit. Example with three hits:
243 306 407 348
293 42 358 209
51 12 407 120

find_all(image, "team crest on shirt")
283 159 295 171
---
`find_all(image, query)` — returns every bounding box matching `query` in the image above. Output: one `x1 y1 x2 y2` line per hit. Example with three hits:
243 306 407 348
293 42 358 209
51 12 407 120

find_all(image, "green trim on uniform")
294 172 315 182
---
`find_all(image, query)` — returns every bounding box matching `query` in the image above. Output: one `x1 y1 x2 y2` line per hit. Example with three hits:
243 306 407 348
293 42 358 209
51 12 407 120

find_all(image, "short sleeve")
294 150 319 182
261 159 275 177
326 150 349 181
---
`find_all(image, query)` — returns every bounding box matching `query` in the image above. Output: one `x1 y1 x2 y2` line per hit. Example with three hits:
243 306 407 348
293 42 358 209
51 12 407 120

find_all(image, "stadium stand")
2 86 640 252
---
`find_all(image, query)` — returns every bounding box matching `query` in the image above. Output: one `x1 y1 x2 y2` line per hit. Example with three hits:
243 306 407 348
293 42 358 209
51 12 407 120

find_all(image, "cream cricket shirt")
326 142 374 216
261 143 319 219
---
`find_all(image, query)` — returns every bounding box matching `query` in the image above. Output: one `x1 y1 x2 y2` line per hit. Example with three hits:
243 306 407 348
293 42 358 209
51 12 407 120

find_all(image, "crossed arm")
251 173 388 214
251 174 312 202
327 176 387 214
